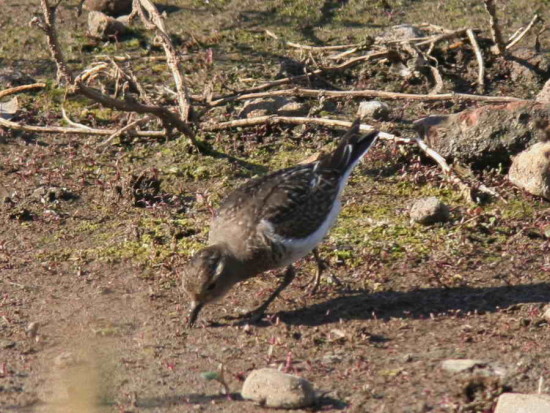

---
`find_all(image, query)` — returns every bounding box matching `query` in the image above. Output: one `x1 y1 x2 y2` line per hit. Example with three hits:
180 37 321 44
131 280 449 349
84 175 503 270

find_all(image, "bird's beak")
188 301 204 327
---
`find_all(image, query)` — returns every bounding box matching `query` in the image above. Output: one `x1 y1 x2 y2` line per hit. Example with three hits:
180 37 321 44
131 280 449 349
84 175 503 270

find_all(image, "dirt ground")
1 1 550 412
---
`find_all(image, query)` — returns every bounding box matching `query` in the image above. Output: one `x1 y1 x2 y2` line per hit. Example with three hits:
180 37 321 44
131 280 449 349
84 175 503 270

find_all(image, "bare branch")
483 0 506 55
134 0 191 122
207 87 526 107
33 0 74 83
202 115 409 143
265 30 361 51
506 14 542 50
0 83 47 99
33 0 199 149
415 137 505 203
0 116 165 137
466 29 485 92
99 115 153 146
61 107 94 130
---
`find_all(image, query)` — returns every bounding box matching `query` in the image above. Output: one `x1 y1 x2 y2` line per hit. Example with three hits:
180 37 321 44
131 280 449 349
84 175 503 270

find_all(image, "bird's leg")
237 265 296 322
307 248 340 294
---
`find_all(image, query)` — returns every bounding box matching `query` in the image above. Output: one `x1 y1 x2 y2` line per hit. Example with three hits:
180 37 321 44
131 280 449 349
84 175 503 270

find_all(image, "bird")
182 120 379 326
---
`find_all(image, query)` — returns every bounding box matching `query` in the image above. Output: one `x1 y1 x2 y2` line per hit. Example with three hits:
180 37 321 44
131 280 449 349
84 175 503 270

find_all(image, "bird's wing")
217 164 341 240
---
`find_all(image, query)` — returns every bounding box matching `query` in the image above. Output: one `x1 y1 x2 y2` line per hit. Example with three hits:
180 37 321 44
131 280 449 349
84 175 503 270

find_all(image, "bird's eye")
206 282 216 291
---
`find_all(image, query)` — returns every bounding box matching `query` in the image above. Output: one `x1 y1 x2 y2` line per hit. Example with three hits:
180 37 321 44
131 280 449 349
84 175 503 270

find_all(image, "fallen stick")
466 29 485 92
506 14 541 50
202 115 410 143
208 87 526 107
415 137 505 203
0 116 165 137
0 83 47 99
99 115 153 146
265 30 360 51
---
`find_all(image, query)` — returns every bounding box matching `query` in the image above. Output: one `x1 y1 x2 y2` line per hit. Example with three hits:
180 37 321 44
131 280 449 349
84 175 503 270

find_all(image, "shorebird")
183 120 379 326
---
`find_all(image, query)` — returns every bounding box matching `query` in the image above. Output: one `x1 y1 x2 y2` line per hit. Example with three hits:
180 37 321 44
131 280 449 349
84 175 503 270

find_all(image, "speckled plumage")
183 120 379 326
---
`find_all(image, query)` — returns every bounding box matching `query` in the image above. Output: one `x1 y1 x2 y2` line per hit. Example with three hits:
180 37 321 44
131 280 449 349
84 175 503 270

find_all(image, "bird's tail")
318 119 379 175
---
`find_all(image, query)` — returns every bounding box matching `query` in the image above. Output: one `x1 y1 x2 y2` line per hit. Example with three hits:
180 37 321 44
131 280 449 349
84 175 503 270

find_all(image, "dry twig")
99 115 153 146
25 0 199 148
133 0 191 121
483 0 506 55
506 14 542 50
207 87 525 107
265 30 360 51
0 83 47 99
466 29 485 92
415 137 504 203
202 115 410 143
0 116 165 138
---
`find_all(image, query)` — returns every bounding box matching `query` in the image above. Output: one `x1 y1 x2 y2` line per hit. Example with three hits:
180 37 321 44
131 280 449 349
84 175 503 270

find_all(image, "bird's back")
208 121 378 272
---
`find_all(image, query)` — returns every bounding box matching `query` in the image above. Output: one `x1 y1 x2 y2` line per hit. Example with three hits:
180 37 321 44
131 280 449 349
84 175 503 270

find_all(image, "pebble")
357 100 390 121
410 197 450 225
241 368 315 409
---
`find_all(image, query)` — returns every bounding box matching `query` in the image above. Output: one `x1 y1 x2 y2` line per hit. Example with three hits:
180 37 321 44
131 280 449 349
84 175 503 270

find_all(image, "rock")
508 142 550 200
410 197 450 225
441 359 507 377
241 368 315 409
508 48 550 84
357 100 390 121
83 0 132 17
441 359 487 373
544 305 550 323
415 102 549 169
0 97 19 120
377 24 425 42
494 393 550 413
239 97 309 118
88 11 128 40
536 79 550 103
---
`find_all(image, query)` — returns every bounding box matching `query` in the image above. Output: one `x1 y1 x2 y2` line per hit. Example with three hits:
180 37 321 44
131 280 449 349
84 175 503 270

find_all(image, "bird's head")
182 244 239 326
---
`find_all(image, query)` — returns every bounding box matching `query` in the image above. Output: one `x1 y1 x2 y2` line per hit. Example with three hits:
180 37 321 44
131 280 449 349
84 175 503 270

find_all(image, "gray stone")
241 368 315 409
536 79 550 103
410 197 450 225
494 393 550 413
83 0 132 17
508 142 550 200
357 100 390 121
88 11 128 40
415 102 549 169
0 97 19 120
441 359 507 377
508 48 550 84
239 97 309 118
441 359 487 373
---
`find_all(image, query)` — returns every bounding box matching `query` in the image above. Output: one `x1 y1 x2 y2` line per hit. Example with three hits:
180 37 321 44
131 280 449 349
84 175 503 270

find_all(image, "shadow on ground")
278 282 550 326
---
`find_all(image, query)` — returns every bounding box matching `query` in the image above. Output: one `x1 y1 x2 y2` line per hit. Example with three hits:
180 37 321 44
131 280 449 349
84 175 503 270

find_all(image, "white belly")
263 198 342 267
